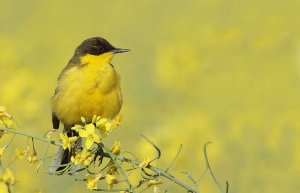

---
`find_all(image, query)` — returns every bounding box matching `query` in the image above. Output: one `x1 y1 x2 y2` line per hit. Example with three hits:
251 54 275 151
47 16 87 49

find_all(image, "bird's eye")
86 43 107 55
93 45 99 51
99 45 104 52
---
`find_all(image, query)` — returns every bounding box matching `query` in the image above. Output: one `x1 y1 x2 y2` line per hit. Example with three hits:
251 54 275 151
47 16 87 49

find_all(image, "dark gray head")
75 37 129 56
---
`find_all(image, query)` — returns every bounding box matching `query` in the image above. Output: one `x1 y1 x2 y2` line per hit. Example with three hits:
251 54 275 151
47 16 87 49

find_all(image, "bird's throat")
80 52 115 65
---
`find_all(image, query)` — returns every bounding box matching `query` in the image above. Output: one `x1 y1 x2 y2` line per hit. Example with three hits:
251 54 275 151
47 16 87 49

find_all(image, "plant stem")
106 154 198 193
1 127 198 192
102 144 135 193
0 127 61 146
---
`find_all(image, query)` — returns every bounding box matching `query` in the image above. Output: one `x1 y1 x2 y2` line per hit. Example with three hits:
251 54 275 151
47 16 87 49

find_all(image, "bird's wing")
52 112 60 129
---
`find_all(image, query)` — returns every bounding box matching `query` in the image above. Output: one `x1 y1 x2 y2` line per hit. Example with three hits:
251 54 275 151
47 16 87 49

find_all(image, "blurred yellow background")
1 0 300 192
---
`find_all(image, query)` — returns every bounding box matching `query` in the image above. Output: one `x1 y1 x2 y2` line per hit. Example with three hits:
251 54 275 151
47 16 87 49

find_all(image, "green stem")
0 127 61 146
105 154 198 193
1 127 199 193
102 143 135 193
149 165 198 193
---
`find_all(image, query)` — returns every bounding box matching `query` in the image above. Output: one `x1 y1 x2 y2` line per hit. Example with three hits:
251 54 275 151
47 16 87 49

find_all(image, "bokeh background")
1 0 300 192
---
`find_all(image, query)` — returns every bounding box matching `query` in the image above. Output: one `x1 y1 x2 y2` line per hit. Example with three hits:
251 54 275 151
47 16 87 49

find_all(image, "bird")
49 37 129 173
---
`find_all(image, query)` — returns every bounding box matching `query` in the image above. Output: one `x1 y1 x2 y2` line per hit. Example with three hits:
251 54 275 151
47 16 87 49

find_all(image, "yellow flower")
95 117 108 127
0 106 17 130
0 168 15 185
80 117 86 123
110 140 121 155
95 115 122 137
0 106 11 120
112 114 123 128
147 179 162 187
71 149 93 166
0 131 4 138
153 186 160 193
0 119 17 130
78 124 100 149
139 158 151 168
105 174 118 190
0 181 8 193
106 165 118 175
95 118 112 137
0 117 17 132
27 150 38 164
106 162 119 175
85 173 102 190
0 146 7 158
92 115 98 123
71 124 83 132
60 133 78 151
13 149 27 160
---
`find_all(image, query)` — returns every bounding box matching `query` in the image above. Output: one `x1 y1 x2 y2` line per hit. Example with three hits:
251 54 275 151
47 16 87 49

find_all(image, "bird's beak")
111 48 130 53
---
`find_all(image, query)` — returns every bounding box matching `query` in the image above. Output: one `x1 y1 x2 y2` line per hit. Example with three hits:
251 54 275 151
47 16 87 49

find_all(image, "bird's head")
75 37 129 63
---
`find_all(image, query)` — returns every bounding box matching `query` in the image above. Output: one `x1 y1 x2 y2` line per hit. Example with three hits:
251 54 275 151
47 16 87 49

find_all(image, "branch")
108 154 198 192
101 143 135 193
0 126 228 193
0 127 61 146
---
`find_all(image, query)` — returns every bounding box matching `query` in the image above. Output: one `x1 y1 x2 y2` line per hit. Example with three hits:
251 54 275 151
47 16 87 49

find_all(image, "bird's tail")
49 126 82 175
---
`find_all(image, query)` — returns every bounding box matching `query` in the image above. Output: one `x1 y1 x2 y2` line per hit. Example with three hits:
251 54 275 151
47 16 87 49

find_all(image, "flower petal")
93 134 101 143
86 124 95 134
69 136 78 143
59 133 66 140
78 129 88 137
72 124 83 132
85 139 93 149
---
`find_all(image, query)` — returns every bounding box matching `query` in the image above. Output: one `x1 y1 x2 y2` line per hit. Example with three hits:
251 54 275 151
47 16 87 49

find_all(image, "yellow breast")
51 53 122 126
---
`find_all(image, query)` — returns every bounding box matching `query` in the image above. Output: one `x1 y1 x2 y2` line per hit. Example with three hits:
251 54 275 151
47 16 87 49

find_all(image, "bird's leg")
93 143 104 166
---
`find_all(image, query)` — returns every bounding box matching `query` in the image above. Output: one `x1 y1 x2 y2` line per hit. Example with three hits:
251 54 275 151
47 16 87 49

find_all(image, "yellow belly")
51 57 122 126
52 86 122 126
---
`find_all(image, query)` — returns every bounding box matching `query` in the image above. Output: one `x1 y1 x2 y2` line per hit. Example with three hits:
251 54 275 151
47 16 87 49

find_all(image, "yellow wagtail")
50 37 129 173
